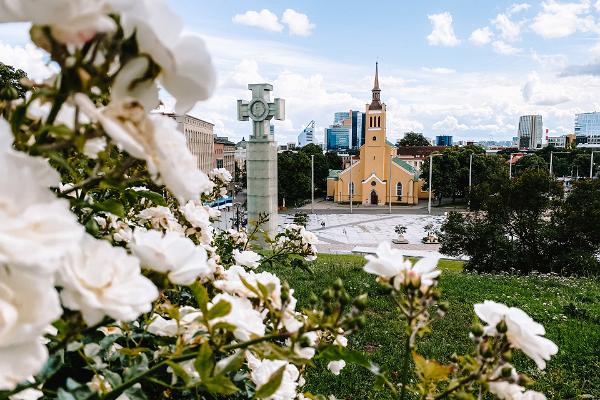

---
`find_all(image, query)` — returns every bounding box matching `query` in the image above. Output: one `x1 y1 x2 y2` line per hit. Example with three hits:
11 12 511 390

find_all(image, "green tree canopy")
0 62 28 100
397 131 430 147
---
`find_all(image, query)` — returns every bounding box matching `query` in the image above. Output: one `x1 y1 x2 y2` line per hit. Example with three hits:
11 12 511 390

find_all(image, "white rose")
109 0 215 113
83 137 107 159
0 119 83 273
488 381 525 400
209 294 265 341
137 206 182 232
0 269 61 346
248 354 299 400
58 235 158 325
519 391 547 400
131 229 213 285
147 314 178 337
210 168 233 183
111 57 160 111
0 341 49 391
181 201 211 229
233 249 261 269
0 0 117 46
474 301 558 369
8 388 43 400
327 360 346 376
363 242 412 278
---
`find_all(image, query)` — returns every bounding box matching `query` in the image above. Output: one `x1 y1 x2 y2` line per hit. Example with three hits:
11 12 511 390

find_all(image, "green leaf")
45 124 73 139
214 351 245 376
317 346 370 368
202 374 239 395
57 389 77 400
95 199 125 218
132 190 167 206
413 352 452 382
206 299 231 320
254 365 286 399
166 360 191 386
194 342 215 381
190 282 209 313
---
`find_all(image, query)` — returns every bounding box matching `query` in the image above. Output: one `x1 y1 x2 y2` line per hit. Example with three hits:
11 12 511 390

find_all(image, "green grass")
266 254 600 399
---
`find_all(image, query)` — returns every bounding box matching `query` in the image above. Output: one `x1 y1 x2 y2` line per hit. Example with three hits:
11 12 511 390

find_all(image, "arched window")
377 116 381 127
349 182 355 196
396 182 403 197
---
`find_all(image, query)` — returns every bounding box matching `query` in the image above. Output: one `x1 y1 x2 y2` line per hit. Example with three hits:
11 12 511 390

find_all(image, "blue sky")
2 1 600 144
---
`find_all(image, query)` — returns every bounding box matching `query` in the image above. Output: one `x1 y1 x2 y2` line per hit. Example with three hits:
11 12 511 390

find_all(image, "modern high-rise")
157 112 214 173
333 112 350 124
574 112 600 145
350 110 366 148
436 135 453 146
518 115 543 149
298 120 315 147
326 125 350 151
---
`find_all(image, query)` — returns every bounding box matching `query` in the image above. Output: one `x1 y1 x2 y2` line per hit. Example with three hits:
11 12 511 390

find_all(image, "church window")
396 182 403 197
349 182 354 195
377 116 380 127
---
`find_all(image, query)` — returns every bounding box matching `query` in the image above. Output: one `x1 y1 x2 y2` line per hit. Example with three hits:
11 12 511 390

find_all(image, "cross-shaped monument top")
237 83 285 140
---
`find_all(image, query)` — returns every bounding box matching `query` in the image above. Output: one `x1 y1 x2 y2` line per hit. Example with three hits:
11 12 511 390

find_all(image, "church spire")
369 62 382 110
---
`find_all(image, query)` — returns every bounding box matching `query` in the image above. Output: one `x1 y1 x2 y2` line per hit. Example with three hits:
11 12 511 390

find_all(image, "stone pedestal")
247 137 278 237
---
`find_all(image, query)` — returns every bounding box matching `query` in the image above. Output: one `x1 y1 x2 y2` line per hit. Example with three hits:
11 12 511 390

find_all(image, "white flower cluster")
0 119 159 389
276 224 319 261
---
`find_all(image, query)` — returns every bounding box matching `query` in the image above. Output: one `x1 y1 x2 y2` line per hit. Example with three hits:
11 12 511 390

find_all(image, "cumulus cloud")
433 116 468 131
223 59 264 89
421 67 455 74
232 9 283 33
0 42 56 80
426 12 461 47
282 9 315 37
492 13 522 41
531 0 593 38
492 40 521 55
522 72 571 105
561 62 600 76
469 27 493 45
508 3 531 14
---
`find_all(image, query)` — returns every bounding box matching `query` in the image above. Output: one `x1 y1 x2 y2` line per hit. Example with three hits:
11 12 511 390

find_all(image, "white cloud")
426 12 461 47
232 9 283 33
0 42 56 80
522 72 571 105
223 59 264 89
492 40 521 55
508 3 531 14
421 67 456 74
531 0 593 38
469 27 493 45
492 13 522 42
281 9 315 37
433 116 468 132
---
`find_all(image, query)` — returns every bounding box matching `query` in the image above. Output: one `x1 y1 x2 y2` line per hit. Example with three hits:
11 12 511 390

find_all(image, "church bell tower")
365 62 387 146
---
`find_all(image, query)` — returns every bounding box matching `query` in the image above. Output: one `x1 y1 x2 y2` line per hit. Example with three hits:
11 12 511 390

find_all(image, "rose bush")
0 1 558 399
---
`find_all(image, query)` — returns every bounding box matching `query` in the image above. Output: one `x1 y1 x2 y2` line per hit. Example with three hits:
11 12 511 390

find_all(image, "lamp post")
389 153 392 214
311 154 314 215
427 153 442 214
590 151 595 179
349 157 353 214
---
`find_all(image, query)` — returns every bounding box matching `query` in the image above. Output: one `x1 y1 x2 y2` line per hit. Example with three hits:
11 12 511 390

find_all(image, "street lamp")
311 154 315 215
590 151 596 179
427 153 443 214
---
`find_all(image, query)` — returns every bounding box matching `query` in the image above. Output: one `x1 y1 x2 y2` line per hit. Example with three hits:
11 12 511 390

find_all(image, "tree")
0 62 28 100
439 168 600 276
278 150 311 207
299 144 329 195
397 131 430 147
325 151 342 170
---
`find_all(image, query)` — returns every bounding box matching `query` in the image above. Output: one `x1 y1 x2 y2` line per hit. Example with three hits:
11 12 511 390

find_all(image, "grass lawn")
267 254 600 399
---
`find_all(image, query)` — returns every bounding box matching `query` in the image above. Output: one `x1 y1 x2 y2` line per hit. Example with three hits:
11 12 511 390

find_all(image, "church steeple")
369 62 382 110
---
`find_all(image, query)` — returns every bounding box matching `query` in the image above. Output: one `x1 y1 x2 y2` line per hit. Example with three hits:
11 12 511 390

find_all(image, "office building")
326 125 350 151
157 112 214 174
518 115 543 149
436 135 453 146
334 112 350 124
574 112 600 145
350 110 366 148
213 136 236 175
298 121 315 147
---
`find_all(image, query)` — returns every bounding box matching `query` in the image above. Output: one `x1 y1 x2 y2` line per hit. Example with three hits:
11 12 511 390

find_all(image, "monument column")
237 84 285 239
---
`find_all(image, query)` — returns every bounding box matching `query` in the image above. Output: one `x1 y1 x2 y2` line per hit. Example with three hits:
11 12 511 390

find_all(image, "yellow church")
326 63 428 205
